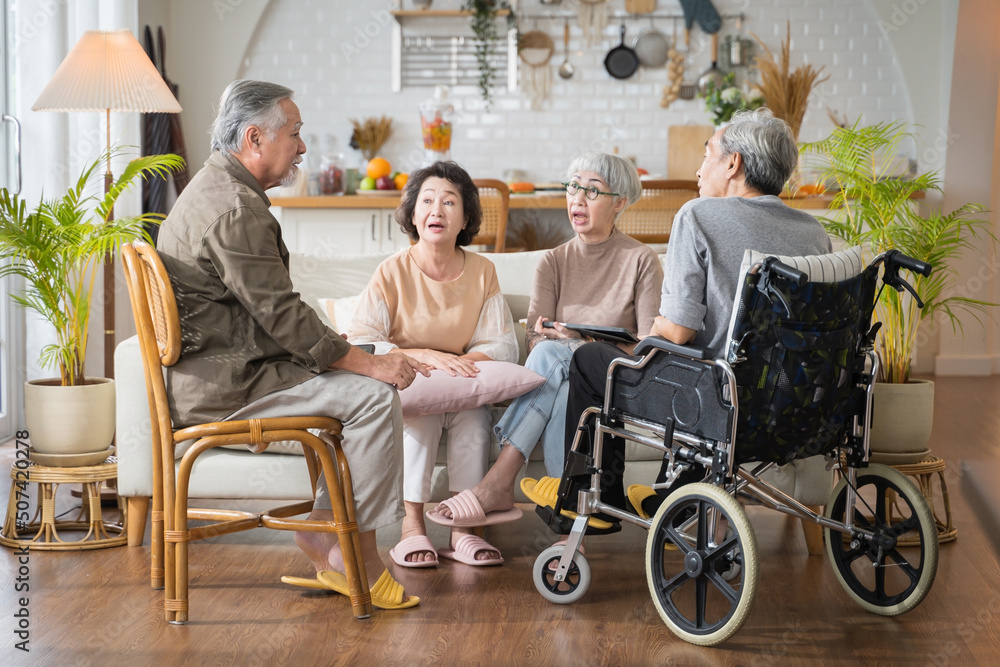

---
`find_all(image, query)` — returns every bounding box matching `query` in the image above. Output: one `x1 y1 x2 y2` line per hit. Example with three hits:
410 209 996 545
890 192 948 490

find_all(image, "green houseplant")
463 0 517 109
0 149 183 455
800 120 995 384
699 72 765 127
800 120 995 460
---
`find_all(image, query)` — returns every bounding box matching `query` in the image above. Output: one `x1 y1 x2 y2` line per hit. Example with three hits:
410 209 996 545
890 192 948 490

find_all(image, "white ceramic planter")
868 379 934 464
24 378 116 455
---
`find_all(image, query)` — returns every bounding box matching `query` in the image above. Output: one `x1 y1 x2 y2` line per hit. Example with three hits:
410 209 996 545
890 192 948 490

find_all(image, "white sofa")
115 249 831 547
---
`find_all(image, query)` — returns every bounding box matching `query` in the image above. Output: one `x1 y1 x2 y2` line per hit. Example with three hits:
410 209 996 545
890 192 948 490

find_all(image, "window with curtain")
1 0 19 441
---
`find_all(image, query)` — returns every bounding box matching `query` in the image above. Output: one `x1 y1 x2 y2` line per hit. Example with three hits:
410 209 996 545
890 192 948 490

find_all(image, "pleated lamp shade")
32 29 181 113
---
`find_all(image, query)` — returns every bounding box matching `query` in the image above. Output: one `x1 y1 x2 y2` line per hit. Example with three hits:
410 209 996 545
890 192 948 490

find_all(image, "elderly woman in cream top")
349 161 518 568
427 152 663 528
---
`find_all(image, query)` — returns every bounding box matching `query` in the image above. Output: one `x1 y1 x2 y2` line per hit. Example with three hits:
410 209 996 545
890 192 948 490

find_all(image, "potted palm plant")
800 120 995 460
0 149 183 458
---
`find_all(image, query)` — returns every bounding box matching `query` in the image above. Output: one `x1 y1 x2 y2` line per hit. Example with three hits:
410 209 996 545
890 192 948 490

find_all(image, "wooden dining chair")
120 241 372 623
617 179 700 244
472 179 510 252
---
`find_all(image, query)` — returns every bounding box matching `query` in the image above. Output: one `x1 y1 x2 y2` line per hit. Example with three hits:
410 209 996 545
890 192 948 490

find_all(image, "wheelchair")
529 248 940 646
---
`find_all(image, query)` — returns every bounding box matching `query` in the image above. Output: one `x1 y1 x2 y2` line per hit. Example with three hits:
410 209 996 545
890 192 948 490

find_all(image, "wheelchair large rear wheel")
645 483 759 646
825 463 938 615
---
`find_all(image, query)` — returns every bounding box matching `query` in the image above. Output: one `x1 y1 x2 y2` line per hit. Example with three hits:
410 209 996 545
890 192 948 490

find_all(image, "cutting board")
625 0 656 12
668 125 715 179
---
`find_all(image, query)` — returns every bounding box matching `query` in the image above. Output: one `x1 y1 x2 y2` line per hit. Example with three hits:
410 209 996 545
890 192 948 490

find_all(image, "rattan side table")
888 455 957 545
0 459 127 550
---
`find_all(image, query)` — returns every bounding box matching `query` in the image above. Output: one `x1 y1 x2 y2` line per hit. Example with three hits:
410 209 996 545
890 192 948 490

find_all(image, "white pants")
403 406 491 503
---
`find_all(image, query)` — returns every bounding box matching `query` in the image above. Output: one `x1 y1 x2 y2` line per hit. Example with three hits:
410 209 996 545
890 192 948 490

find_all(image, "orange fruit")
366 157 391 180
393 173 409 190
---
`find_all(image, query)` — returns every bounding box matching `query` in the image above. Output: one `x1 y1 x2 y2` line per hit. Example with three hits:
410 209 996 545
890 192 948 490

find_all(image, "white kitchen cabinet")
272 207 410 257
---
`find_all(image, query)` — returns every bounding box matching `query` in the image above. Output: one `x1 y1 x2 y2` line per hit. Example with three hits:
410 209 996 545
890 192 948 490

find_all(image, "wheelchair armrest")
634 336 713 360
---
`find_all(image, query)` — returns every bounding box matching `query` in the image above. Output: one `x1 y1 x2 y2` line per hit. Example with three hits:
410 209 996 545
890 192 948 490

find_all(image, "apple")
359 176 376 190
375 176 394 190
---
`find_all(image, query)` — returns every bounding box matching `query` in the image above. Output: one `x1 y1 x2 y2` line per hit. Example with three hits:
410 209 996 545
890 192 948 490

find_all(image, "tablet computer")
543 321 639 344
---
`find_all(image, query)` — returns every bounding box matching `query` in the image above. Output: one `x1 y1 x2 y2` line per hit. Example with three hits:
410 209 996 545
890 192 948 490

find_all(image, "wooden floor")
2 375 1000 666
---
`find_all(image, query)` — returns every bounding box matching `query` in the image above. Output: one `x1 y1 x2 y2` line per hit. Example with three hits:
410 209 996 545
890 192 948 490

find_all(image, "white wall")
232 0 915 182
936 0 1000 376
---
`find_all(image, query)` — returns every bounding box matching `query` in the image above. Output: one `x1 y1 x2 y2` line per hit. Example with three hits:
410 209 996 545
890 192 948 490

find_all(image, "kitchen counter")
270 193 840 210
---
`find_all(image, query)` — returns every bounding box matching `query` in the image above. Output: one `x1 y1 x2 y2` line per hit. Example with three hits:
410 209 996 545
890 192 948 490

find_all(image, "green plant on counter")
699 71 765 126
464 0 517 110
0 148 184 386
800 120 996 383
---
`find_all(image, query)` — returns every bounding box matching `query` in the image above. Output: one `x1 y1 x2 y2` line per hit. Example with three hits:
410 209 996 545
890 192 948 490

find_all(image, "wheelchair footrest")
534 505 622 536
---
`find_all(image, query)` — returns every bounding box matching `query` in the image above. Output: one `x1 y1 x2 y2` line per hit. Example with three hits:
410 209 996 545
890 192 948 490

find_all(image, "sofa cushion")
399 361 545 418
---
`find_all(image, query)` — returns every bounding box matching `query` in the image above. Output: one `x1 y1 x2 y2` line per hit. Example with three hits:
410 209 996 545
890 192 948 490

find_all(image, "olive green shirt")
156 152 350 427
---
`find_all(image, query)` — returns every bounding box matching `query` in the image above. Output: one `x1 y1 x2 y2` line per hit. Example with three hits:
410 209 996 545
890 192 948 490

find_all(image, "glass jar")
319 153 345 195
419 85 454 162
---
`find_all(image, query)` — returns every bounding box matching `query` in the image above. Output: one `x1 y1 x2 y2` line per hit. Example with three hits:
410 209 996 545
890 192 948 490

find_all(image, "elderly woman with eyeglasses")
427 151 663 527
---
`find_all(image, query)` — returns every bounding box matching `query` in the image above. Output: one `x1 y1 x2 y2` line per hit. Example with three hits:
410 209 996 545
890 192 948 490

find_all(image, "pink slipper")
389 534 439 568
438 533 504 567
425 488 522 527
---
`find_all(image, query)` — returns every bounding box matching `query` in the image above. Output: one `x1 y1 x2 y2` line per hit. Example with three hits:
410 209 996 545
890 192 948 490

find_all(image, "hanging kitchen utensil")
578 0 608 48
605 23 640 80
519 29 555 110
633 19 670 69
558 19 575 79
679 0 722 34
697 32 725 95
727 14 752 67
678 27 698 99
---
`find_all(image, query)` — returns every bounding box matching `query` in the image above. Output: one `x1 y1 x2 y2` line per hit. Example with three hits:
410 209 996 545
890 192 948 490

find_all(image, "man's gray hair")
210 80 295 154
718 108 799 196
566 151 643 217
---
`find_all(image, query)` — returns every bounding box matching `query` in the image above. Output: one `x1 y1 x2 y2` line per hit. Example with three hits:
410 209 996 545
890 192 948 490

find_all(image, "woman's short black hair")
395 161 482 246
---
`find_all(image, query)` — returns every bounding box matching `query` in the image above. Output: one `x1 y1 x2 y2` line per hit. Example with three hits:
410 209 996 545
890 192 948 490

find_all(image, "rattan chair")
120 241 372 623
472 179 510 252
617 179 700 244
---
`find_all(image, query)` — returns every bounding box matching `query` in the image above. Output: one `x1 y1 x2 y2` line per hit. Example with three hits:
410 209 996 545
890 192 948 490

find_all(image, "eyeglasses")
562 181 619 200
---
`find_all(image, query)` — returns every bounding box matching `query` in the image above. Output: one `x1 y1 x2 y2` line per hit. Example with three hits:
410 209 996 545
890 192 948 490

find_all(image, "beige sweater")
527 228 663 335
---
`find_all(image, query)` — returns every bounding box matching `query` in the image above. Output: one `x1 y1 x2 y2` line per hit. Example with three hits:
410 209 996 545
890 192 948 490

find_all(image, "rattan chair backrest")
617 179 699 244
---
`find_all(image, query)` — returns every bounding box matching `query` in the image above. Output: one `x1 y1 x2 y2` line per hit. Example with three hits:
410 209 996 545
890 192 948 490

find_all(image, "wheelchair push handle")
885 249 932 277
765 259 808 287
879 249 932 309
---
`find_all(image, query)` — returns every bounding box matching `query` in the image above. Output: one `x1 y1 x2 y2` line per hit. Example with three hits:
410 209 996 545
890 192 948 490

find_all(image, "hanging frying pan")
605 24 640 79
633 20 670 68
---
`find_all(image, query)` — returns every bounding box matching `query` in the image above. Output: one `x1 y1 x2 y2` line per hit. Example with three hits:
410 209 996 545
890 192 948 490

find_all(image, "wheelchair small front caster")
533 545 591 604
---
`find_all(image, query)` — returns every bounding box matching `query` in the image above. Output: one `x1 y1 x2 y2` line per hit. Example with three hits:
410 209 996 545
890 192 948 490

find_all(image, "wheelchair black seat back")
531 247 939 646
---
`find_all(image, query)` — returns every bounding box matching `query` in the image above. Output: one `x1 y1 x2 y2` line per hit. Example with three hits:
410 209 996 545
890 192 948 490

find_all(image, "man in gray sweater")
556 108 832 518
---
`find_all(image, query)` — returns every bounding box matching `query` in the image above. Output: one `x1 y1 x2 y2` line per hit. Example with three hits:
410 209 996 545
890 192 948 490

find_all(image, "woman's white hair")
566 152 643 218
210 80 294 154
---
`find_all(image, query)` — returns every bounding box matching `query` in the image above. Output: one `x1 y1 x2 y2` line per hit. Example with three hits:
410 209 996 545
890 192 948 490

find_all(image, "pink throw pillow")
398 360 545 418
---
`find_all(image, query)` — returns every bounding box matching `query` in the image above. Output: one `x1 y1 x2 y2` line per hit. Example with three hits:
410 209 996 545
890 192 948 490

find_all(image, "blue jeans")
494 340 579 477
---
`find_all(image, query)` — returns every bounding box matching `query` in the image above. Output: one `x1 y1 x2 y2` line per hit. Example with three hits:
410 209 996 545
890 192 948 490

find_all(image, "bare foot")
397 500 437 565
451 527 500 561
295 510 383 588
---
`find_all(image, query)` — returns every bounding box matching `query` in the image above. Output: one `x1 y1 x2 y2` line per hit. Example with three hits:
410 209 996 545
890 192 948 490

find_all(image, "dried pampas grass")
350 116 393 160
752 22 828 140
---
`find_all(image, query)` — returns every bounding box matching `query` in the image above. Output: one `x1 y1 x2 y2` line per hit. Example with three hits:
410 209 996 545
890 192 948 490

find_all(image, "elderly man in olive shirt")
157 80 426 606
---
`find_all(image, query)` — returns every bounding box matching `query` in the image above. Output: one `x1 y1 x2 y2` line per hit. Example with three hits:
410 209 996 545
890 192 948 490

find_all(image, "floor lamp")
32 29 182 379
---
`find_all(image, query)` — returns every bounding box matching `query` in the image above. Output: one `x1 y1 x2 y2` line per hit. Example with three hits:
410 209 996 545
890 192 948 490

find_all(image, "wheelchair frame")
532 252 939 646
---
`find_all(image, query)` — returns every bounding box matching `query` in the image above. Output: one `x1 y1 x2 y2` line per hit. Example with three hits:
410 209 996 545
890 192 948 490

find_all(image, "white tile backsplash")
240 0 911 182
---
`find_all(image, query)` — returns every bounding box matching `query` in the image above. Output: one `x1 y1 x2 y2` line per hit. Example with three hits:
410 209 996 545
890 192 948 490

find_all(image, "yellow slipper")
520 476 615 530
317 569 420 610
627 484 658 520
283 570 420 610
